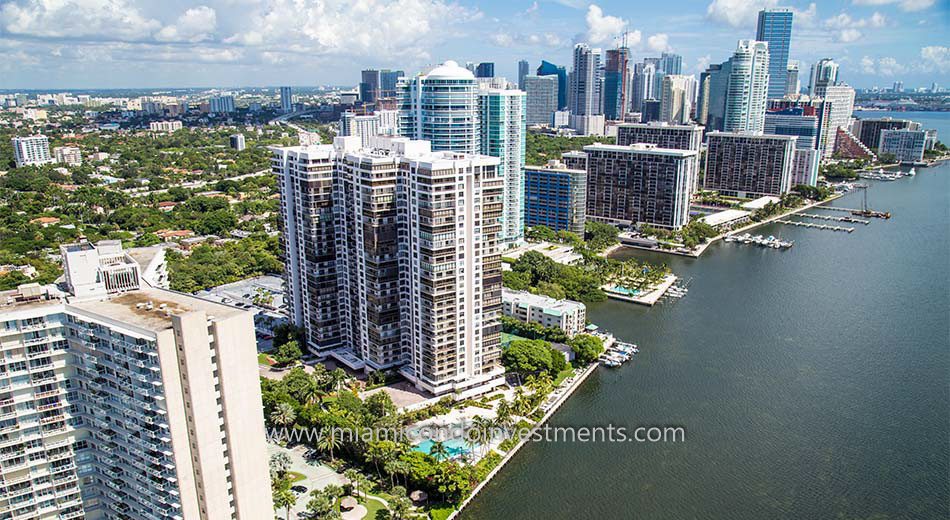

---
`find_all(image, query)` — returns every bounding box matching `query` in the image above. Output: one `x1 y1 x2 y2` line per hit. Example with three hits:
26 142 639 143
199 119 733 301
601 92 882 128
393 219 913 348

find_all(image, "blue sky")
0 0 947 90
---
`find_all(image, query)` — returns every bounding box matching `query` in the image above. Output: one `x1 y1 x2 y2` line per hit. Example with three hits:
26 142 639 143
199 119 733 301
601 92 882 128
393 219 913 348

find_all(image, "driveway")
269 443 347 519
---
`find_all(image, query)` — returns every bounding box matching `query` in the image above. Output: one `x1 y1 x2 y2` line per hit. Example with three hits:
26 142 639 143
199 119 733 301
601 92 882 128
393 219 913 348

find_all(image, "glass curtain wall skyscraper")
479 88 526 246
398 61 479 153
756 8 793 100
537 60 568 110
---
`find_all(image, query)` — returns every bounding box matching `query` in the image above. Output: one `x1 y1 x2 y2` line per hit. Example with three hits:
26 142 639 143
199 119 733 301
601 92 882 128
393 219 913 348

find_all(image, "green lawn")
287 471 306 483
360 496 390 519
258 353 274 365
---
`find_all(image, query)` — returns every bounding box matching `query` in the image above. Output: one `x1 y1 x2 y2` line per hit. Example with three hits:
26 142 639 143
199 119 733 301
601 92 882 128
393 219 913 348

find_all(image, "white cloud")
155 6 217 43
525 1 539 15
823 11 886 41
824 12 887 29
920 45 949 73
0 0 161 41
585 4 626 45
224 0 480 59
705 0 776 28
859 55 907 76
647 33 672 53
490 32 565 48
852 0 934 12
490 33 515 47
838 28 863 42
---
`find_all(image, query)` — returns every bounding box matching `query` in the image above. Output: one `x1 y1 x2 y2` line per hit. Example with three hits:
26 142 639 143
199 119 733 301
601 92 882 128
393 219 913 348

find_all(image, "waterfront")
461 154 949 515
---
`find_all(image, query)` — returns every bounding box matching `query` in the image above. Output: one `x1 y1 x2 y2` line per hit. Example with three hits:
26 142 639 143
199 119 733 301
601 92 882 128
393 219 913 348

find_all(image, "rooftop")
425 60 475 80
584 143 698 157
697 209 751 227
503 288 586 314
69 286 245 332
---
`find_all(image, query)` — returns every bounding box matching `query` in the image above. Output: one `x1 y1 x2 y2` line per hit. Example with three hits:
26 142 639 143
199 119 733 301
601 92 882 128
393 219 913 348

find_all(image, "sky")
0 0 948 90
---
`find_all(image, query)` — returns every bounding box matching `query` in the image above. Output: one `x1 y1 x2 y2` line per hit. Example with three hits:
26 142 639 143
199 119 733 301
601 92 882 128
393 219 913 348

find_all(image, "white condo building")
11 135 54 168
502 289 586 337
148 121 182 133
274 136 505 396
339 110 399 147
660 75 695 125
398 61 479 153
814 84 855 159
53 146 82 166
0 240 272 520
479 88 526 246
724 40 770 133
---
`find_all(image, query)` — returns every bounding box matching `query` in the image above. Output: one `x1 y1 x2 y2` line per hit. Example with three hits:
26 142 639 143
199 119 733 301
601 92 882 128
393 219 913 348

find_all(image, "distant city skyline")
0 0 947 90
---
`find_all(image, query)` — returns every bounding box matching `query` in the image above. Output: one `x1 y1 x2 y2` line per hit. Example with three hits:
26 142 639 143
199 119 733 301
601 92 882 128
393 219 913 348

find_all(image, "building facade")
603 48 630 121
854 117 920 151
616 122 704 191
703 132 797 198
814 84 855 159
280 86 293 112
479 89 526 246
339 110 399 146
524 75 559 126
11 135 54 168
53 146 82 166
536 61 568 110
0 240 272 520
229 134 246 151
756 8 793 100
502 289 586 337
724 40 770 133
398 61 479 153
518 60 530 90
765 107 821 186
879 129 927 164
524 161 587 235
209 96 235 114
659 75 694 125
274 137 506 395
568 44 602 118
584 143 696 230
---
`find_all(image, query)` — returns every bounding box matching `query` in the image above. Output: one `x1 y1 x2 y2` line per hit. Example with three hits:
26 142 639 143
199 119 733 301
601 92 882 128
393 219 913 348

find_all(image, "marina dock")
796 213 870 225
776 220 854 232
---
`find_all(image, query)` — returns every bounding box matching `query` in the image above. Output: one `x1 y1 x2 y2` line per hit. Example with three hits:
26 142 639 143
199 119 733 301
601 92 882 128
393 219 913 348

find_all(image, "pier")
776 220 854 232
796 213 870 224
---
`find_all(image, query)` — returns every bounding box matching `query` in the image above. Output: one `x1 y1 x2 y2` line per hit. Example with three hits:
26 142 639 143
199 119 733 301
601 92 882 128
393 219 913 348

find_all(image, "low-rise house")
30 216 61 227
155 229 195 241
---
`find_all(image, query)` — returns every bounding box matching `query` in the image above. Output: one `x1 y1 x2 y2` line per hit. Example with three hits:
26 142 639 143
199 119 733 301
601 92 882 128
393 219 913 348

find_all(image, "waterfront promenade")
448 361 600 520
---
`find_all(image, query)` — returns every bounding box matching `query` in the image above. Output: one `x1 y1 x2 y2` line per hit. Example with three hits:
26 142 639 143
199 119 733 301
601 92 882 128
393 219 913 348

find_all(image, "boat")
907 167 916 176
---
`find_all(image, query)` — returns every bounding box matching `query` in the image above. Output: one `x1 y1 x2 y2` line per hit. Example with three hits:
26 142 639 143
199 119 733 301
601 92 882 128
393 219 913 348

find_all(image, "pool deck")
448 361 600 520
602 274 678 306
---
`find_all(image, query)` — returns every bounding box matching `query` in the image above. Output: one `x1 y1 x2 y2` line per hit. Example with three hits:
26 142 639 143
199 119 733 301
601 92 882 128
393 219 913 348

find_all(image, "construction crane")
851 183 892 219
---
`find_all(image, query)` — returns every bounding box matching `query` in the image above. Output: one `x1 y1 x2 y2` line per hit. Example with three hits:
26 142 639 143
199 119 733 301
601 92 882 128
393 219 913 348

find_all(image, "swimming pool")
609 285 640 296
413 438 476 460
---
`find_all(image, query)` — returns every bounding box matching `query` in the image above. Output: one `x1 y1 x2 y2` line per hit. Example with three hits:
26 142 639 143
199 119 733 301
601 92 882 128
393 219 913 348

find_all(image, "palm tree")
429 440 449 462
272 487 296 520
390 497 412 520
356 474 371 500
316 428 342 462
270 402 296 428
306 493 333 518
343 468 360 497
328 368 347 393
301 379 326 407
323 483 343 500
